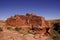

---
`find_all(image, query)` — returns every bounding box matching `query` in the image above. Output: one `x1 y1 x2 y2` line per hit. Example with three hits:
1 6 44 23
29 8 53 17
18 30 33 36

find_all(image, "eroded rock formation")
6 13 52 35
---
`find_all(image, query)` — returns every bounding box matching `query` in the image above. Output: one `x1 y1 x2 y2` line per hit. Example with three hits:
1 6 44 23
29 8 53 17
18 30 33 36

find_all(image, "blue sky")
0 0 60 20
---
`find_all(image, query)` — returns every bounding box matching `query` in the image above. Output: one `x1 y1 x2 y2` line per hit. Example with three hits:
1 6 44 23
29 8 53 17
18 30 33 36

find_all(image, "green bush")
15 27 22 31
7 27 12 30
50 26 60 40
0 27 3 31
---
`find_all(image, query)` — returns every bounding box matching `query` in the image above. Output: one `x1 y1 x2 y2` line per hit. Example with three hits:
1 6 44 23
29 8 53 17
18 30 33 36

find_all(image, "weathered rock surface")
6 13 51 28
0 13 53 40
0 28 49 40
6 13 52 35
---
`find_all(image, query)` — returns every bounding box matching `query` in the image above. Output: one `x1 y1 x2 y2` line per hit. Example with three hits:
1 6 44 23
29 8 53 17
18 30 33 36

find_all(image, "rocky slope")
6 13 52 34
0 13 53 40
0 27 51 40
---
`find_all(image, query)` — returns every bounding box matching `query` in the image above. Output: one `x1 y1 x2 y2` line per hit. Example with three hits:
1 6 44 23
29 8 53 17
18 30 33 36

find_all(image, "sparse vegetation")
50 30 60 40
48 19 60 40
7 27 12 30
28 30 34 34
15 27 22 31
47 36 53 40
20 31 28 35
50 26 60 40
20 30 34 35
49 19 60 23
0 20 5 23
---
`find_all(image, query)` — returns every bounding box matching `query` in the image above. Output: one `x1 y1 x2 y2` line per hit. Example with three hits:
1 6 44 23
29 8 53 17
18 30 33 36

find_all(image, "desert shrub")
0 27 3 31
7 27 12 30
20 31 28 35
53 23 60 34
50 26 60 40
28 30 34 34
15 27 22 31
20 30 34 35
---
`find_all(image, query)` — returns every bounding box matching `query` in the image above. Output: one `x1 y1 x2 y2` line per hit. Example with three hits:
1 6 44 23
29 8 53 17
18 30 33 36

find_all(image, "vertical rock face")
6 15 26 27
6 13 52 35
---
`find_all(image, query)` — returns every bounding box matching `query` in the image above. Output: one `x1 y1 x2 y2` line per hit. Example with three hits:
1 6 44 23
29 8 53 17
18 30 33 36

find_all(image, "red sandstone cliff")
6 13 52 35
6 13 51 28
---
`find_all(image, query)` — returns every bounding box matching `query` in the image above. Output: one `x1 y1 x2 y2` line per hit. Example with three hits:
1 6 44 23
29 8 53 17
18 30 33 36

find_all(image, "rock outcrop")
6 13 52 35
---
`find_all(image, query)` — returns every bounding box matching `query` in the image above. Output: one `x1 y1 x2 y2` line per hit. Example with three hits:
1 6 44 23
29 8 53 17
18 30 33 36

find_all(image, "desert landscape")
0 0 60 40
0 13 60 40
